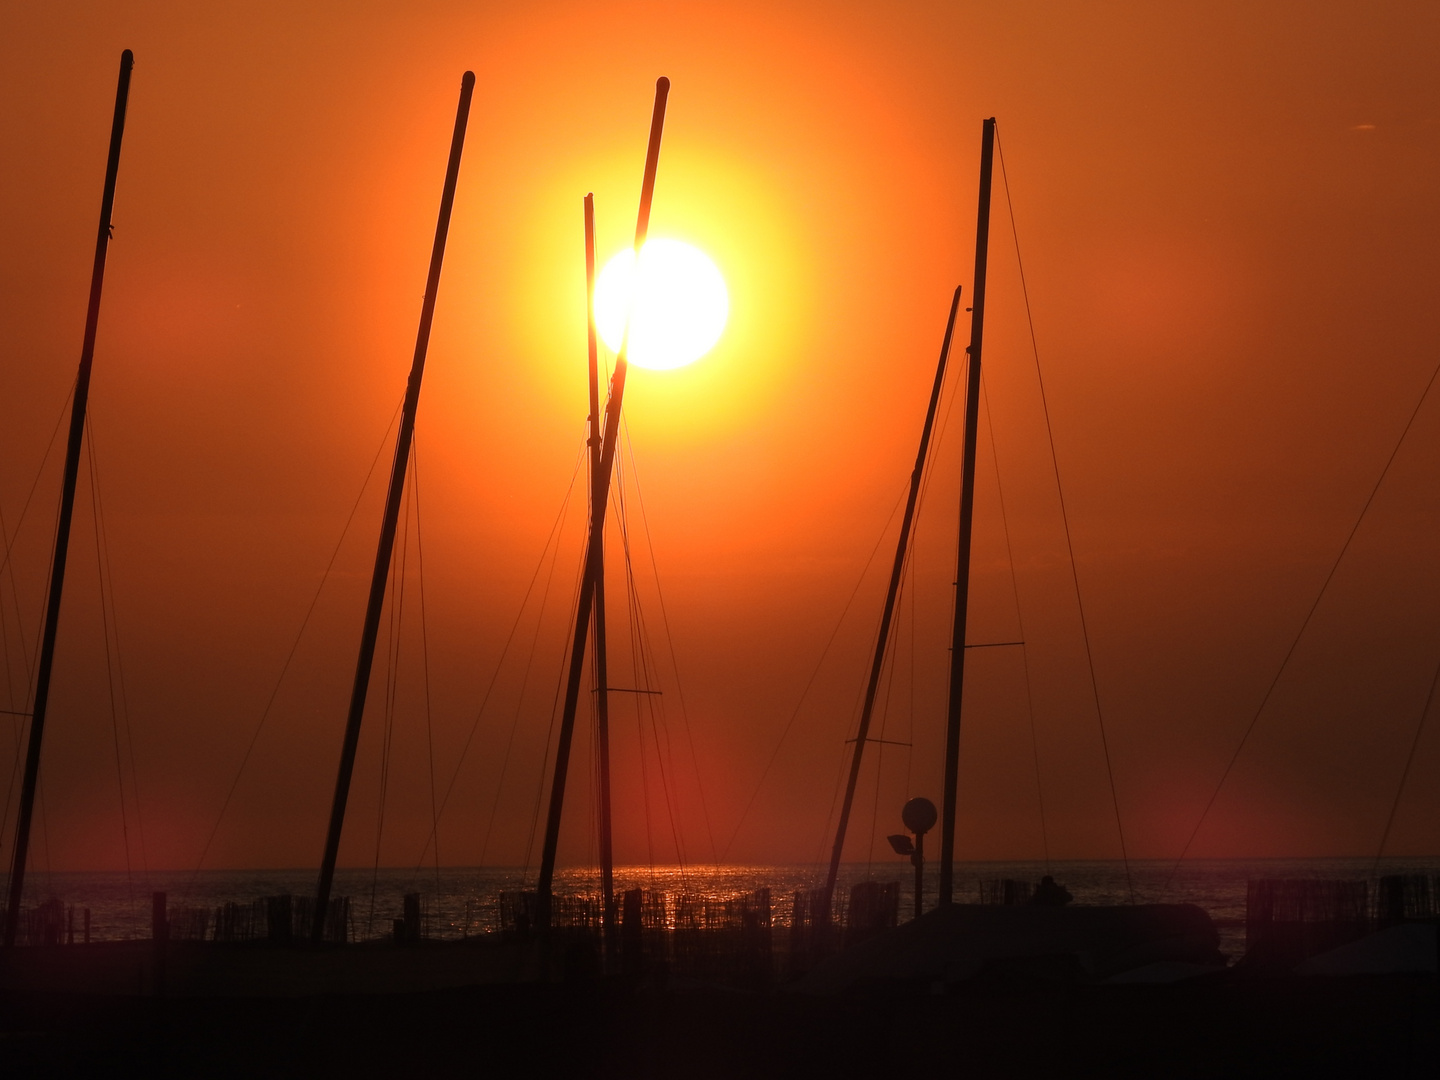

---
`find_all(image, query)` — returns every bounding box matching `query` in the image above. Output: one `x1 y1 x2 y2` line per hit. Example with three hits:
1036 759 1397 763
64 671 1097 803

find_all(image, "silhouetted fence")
787 887 835 973
168 906 211 942
199 894 350 943
1245 879 1372 966
214 900 262 942
672 888 772 982
498 890 603 938
978 878 1037 905
1375 874 1440 927
19 897 66 946
495 882 894 982
842 880 898 949
789 881 898 969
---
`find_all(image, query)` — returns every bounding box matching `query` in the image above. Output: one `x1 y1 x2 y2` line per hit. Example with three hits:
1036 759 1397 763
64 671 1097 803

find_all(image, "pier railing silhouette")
17 872 1434 979
497 881 894 981
161 893 353 945
1243 875 1440 967
978 877 1038 905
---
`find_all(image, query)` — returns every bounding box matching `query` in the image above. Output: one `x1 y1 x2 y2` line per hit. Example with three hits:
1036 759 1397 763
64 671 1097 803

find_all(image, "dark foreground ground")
1 972 1436 1079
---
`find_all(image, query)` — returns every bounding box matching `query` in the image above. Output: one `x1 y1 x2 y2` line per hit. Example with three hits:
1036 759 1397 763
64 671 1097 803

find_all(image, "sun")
593 238 728 370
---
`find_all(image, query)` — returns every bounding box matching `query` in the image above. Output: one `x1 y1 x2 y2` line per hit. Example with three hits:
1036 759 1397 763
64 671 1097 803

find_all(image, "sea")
12 857 1439 960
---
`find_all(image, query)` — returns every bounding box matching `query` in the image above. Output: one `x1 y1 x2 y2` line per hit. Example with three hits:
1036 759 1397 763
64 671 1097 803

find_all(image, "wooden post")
939 118 996 905
152 891 167 996
312 72 475 942
536 78 670 935
911 834 924 921
151 891 167 940
4 50 135 949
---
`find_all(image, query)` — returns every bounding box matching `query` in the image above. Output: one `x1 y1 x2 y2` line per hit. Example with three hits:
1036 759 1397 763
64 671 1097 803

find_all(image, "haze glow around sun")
594 239 728 370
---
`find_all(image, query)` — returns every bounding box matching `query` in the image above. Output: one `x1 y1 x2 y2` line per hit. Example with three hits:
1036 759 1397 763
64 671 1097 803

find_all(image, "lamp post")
887 796 938 922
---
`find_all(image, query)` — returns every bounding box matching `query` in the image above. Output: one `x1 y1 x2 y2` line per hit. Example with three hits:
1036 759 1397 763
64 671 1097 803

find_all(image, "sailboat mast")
939 117 996 906
821 286 962 920
584 193 617 944
536 77 669 934
312 72 474 942
5 50 135 950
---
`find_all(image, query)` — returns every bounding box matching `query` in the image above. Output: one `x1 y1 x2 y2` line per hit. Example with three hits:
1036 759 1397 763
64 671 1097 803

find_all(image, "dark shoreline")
2 972 1437 1079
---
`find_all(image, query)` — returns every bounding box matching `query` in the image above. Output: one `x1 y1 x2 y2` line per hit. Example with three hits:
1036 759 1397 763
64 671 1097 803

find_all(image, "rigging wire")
0 382 74 586
980 376 1051 872
634 678 657 876
586 616 600 880
368 456 413 935
0 489 61 863
522 527 590 882
899 310 970 799
86 418 149 876
0 493 25 848
37 772 52 892
520 440 596 882
821 297 970 879
613 450 658 876
860 535 921 876
615 448 680 855
814 738 856 869
0 387 75 848
584 684 598 881
1160 351 1440 891
822 549 920 872
891 306 969 820
189 400 403 877
816 631 889 872
0 384 73 855
996 122 1134 900
905 504 917 800
617 419 720 865
0 503 15 712
720 485 908 862
614 445 688 878
0 479 64 875
417 445 586 868
865 634 905 877
1372 651 1440 874
410 439 443 894
481 516 573 870
905 548 917 800
84 426 135 910
481 455 586 872
584 435 613 887
0 707 19 863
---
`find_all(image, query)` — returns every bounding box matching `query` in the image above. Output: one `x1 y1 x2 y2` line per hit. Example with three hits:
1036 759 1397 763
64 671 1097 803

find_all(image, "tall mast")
536 77 670 933
312 72 475 942
5 50 135 949
584 193 617 944
821 287 963 920
939 117 996 905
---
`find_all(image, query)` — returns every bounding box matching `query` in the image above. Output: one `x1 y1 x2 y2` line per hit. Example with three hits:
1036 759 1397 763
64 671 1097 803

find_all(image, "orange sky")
2 1 1439 875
